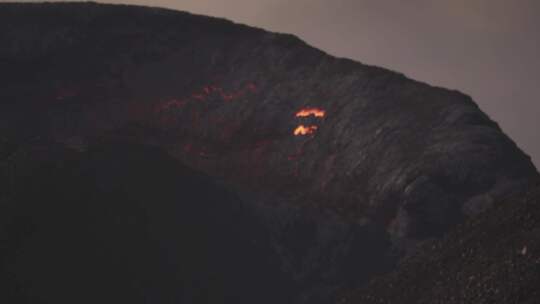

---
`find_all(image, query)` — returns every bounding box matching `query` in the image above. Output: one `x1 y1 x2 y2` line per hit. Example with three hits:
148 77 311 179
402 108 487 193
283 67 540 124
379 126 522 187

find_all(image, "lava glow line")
155 83 258 113
294 125 318 136
295 108 326 118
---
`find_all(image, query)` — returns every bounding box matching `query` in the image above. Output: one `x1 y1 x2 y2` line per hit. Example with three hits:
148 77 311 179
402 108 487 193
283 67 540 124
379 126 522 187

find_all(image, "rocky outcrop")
339 184 540 304
0 2 538 303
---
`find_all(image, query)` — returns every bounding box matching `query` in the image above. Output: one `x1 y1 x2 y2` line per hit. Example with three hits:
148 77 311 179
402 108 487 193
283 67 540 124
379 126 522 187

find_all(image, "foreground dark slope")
0 2 538 303
339 184 540 304
0 141 293 304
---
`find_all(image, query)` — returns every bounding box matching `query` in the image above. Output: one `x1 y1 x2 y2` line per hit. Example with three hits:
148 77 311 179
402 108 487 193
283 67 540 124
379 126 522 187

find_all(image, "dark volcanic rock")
339 184 540 304
0 2 538 303
0 141 293 304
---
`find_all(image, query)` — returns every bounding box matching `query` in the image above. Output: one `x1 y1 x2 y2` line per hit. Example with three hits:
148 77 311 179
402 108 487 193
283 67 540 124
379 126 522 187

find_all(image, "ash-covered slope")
0 2 538 303
339 184 540 304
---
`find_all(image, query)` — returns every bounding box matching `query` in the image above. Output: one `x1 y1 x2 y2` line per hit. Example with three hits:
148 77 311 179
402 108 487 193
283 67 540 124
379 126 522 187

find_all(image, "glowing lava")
294 125 318 136
155 82 258 113
293 107 326 136
295 108 326 118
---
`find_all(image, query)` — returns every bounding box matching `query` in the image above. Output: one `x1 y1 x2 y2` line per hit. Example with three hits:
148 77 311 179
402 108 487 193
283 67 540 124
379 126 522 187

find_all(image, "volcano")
1 2 538 304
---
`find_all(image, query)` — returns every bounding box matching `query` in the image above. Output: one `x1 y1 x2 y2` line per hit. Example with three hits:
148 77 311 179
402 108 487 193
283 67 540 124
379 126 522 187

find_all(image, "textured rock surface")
339 184 540 304
0 2 538 303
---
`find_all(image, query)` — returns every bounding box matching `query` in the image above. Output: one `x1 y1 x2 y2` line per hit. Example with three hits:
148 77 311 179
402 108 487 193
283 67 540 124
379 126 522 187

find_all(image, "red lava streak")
295 108 326 118
155 83 258 113
294 125 318 136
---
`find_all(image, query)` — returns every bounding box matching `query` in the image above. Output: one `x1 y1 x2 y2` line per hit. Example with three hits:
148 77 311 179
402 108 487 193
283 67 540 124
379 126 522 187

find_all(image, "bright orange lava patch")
294 125 318 136
295 108 326 118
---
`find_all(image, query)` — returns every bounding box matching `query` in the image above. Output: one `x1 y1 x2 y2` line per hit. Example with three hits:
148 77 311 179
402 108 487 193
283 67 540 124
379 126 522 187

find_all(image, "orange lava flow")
295 108 326 118
294 125 318 136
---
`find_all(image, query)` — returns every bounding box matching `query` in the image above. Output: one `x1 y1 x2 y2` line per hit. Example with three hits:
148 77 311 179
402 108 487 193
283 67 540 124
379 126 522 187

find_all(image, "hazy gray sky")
12 0 540 166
